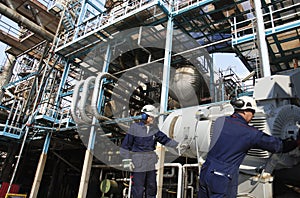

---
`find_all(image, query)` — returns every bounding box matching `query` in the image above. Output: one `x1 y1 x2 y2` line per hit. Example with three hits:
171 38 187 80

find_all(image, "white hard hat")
230 96 257 112
141 105 159 118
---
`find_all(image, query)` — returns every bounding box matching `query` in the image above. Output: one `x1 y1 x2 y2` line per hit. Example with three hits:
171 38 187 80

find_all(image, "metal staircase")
220 68 242 98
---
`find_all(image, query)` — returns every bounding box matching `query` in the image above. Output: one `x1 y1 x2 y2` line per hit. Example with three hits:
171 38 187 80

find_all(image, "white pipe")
78 76 96 123
91 72 129 129
182 164 199 169
187 170 194 186
182 164 199 198
71 74 119 125
70 80 86 124
91 72 117 121
70 72 132 128
128 174 133 198
164 163 182 198
187 186 194 198
163 167 175 178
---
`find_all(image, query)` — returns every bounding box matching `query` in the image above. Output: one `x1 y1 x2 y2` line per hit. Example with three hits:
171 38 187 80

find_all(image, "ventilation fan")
271 105 300 139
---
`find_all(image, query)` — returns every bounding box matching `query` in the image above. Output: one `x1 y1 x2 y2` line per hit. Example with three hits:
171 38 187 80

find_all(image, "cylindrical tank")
161 102 234 158
169 66 210 107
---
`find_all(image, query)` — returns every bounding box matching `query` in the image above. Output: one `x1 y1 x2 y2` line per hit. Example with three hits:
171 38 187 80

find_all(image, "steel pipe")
0 3 54 41
79 76 96 123
91 73 117 121
70 80 86 124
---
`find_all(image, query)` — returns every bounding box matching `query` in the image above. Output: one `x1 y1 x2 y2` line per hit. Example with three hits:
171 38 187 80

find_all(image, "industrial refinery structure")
0 0 299 197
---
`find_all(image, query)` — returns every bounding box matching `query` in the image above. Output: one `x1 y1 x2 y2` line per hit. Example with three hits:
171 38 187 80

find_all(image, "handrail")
56 0 156 49
0 15 20 38
232 2 300 44
0 124 21 131
173 0 213 15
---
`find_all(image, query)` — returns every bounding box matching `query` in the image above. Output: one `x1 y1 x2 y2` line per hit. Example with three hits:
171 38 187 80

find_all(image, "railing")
58 108 75 129
35 106 75 128
232 2 300 45
0 124 22 139
38 0 54 8
0 98 25 139
0 15 20 38
173 0 213 14
174 0 200 11
56 0 157 49
56 0 216 50
55 0 217 50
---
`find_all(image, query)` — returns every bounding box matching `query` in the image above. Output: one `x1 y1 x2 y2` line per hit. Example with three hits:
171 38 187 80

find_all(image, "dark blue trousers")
198 158 238 198
131 170 157 198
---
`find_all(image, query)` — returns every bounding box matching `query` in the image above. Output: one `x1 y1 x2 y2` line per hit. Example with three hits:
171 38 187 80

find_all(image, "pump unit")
161 68 300 197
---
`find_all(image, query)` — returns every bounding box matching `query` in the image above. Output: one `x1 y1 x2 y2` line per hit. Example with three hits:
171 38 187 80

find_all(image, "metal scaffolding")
0 0 299 197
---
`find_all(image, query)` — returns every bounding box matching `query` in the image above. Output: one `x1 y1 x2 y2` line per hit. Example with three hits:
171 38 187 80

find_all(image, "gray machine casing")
161 68 300 197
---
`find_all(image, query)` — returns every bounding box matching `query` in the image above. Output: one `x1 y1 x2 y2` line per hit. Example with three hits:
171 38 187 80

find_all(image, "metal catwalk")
0 0 299 197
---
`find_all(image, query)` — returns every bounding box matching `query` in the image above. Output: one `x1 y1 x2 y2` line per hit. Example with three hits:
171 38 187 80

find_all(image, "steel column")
157 14 174 198
29 132 51 198
253 0 271 77
77 43 111 198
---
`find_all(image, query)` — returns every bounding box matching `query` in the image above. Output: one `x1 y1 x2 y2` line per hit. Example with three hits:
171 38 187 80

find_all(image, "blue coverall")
120 121 178 198
198 113 298 198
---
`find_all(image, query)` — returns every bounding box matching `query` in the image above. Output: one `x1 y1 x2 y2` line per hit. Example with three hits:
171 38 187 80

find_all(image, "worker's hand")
122 159 135 171
176 143 190 155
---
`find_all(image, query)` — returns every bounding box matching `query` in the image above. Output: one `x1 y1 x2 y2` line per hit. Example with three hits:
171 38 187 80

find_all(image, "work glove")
176 143 190 155
122 159 135 171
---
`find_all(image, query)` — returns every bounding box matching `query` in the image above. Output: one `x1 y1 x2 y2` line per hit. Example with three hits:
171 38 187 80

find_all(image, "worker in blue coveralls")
120 104 182 198
198 96 300 198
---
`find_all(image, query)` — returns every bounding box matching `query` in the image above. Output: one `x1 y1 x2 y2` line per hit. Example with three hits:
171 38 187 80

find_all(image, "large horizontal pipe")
0 3 55 42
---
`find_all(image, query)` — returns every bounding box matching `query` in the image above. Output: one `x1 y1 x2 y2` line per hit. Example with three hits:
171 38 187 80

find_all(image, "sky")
213 53 250 78
0 15 16 68
0 43 7 67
